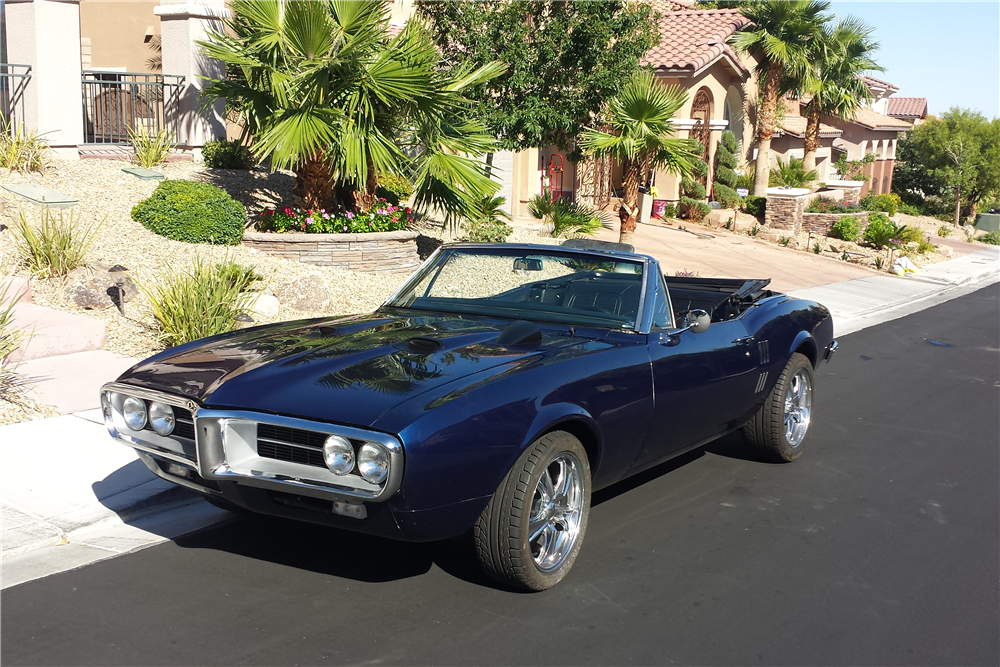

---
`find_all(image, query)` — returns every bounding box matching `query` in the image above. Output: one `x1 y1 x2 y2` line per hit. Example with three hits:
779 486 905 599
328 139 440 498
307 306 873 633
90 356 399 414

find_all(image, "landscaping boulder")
60 264 138 310
274 275 330 312
245 292 280 320
936 245 954 257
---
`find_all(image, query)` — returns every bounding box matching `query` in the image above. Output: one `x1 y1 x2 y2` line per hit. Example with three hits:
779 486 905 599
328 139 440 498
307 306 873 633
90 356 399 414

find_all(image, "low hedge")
202 139 255 169
376 173 414 206
741 195 766 220
132 180 246 245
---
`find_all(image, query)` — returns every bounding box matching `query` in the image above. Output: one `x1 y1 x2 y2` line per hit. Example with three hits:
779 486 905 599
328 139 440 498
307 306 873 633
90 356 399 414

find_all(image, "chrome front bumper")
100 382 404 505
824 340 838 363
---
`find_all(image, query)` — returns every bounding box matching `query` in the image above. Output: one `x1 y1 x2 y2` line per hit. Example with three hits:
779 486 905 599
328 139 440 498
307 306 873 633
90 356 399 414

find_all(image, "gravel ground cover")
0 160 554 387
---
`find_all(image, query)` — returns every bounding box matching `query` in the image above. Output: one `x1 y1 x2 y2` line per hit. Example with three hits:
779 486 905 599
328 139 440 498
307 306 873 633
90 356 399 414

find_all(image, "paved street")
3 286 998 666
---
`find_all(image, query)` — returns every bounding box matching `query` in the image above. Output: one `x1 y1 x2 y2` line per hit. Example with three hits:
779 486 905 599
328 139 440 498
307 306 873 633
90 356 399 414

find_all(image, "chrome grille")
256 423 328 469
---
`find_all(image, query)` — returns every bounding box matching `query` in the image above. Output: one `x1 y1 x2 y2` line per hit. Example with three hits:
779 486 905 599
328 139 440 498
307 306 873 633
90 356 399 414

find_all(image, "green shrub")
215 260 264 289
679 197 711 221
376 173 413 206
690 157 709 180
741 195 766 220
978 230 1000 245
132 180 246 245
681 178 706 201
713 183 739 209
549 199 601 237
128 125 173 168
772 156 817 188
202 139 255 169
860 192 899 217
661 202 677 219
12 209 103 278
937 225 952 237
829 215 863 242
863 213 899 249
899 202 923 216
142 256 259 347
715 166 738 187
0 122 49 173
806 196 862 214
464 219 513 243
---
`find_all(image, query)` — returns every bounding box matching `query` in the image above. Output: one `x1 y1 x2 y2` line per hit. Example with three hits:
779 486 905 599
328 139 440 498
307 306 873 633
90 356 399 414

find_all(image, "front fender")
522 403 603 473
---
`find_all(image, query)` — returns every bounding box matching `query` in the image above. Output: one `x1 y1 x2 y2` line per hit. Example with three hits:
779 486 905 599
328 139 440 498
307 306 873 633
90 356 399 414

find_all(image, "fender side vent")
755 372 769 393
758 340 770 365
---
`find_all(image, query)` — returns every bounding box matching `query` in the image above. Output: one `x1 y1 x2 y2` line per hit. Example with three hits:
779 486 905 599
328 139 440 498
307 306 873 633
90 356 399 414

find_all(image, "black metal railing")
81 70 184 144
0 63 31 135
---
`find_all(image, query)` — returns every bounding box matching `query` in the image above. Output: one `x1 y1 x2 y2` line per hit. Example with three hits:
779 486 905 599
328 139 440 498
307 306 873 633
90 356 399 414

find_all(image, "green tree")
730 0 830 196
199 0 503 223
580 71 699 243
713 130 740 207
415 0 659 153
800 17 882 176
894 109 1000 224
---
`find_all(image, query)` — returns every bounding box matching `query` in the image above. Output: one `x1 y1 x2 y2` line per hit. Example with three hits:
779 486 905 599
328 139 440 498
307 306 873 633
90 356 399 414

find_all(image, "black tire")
474 431 592 591
743 352 815 462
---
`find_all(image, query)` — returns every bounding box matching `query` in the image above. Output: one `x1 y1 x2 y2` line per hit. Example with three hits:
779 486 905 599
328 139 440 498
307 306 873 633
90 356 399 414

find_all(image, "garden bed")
801 210 868 234
243 230 420 273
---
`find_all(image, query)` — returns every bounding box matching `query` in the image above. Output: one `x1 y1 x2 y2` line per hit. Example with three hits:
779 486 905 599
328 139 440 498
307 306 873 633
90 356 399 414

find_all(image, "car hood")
116 310 589 428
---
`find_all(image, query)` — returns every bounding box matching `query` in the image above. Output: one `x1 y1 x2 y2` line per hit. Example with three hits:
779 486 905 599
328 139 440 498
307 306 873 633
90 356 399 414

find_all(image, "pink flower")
306 217 314 225
284 207 291 214
322 213 330 220
346 212 354 219
343 225 348 232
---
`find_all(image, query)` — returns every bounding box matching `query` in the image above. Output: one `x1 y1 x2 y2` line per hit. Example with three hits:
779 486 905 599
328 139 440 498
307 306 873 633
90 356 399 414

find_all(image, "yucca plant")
12 209 103 278
771 157 819 188
0 282 32 404
0 122 50 173
142 256 261 347
128 124 173 168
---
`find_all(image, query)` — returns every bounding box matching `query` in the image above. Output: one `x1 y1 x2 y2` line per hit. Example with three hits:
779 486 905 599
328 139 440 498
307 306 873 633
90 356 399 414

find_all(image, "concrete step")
18 350 138 414
8 303 106 362
1 276 32 306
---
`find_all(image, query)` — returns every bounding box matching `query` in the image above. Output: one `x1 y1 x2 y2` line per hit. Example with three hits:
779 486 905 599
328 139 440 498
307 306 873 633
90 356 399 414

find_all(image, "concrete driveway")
595 220 874 293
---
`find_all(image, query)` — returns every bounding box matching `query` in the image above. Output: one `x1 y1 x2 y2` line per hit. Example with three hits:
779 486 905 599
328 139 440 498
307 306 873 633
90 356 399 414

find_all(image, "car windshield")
387 247 646 330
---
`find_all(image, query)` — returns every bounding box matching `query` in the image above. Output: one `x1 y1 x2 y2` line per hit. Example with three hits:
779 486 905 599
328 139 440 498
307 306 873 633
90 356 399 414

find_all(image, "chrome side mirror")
684 309 711 334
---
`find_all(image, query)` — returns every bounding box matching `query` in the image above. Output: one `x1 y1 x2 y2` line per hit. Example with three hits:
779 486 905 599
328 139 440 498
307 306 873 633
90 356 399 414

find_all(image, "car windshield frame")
383 244 652 332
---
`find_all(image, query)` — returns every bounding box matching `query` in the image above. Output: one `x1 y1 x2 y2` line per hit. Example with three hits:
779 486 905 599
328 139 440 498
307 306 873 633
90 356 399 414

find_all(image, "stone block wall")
765 195 807 233
801 211 869 234
841 187 862 206
243 231 421 273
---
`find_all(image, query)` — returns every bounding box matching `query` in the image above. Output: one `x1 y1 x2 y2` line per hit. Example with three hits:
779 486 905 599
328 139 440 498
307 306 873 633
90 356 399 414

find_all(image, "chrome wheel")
528 452 584 573
784 368 813 448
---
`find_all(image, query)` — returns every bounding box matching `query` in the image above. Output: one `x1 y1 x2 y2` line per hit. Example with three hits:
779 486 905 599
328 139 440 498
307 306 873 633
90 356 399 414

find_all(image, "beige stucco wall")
80 1 160 72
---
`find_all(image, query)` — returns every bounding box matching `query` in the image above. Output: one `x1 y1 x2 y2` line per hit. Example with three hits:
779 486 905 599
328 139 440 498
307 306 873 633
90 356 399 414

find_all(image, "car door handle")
732 336 755 345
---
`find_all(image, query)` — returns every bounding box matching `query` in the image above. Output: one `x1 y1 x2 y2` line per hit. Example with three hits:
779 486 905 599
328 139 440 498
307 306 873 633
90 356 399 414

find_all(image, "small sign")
736 188 749 198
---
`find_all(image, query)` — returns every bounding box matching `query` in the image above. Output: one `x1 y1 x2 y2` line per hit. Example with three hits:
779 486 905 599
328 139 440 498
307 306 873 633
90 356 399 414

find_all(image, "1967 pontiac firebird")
102 241 836 591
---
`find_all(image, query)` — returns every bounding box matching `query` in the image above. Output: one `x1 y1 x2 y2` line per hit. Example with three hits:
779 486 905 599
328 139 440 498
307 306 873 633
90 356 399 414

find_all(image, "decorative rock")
936 244 954 257
274 275 331 312
246 292 280 319
60 263 138 310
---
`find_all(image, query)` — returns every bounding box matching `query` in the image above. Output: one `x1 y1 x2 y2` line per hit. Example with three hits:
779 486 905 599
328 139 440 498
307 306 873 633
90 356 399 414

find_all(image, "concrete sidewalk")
1 247 997 588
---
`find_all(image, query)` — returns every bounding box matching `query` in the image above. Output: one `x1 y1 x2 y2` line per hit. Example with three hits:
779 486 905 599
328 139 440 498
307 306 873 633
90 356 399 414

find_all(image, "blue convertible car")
102 241 836 590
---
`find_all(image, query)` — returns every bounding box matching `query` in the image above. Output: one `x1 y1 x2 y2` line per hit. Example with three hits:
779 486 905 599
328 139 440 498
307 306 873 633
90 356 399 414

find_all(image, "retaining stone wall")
242 230 420 274
765 195 806 233
801 211 869 234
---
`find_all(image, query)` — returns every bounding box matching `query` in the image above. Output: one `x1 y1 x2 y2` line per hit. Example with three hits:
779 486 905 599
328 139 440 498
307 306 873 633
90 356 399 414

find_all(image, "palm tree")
730 0 831 196
580 71 700 244
800 17 882 176
199 0 504 221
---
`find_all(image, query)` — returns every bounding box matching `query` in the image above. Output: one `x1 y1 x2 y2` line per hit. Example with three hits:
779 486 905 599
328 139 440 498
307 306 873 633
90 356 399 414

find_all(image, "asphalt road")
3 286 998 666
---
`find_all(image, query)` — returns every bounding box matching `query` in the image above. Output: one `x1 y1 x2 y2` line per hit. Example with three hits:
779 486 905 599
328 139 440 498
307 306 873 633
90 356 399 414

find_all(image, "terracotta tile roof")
887 97 927 119
386 23 405 38
776 116 842 139
641 8 751 78
641 0 697 13
845 107 913 131
861 75 900 92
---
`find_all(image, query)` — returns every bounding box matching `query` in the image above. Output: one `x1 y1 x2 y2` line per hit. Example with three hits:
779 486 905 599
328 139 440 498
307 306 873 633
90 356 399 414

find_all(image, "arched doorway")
691 88 713 185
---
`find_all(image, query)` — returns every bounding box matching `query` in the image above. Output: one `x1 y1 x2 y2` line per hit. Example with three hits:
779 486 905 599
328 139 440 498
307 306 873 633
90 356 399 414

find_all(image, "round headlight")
323 435 355 475
122 396 147 431
357 442 389 484
149 401 175 436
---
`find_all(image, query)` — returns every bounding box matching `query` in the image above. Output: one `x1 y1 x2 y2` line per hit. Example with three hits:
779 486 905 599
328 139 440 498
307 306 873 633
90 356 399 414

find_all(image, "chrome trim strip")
825 340 838 362
256 436 322 452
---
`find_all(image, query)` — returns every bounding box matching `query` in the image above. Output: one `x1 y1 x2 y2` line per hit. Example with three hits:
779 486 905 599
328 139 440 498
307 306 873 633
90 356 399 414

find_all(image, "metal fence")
0 63 31 135
81 71 184 144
